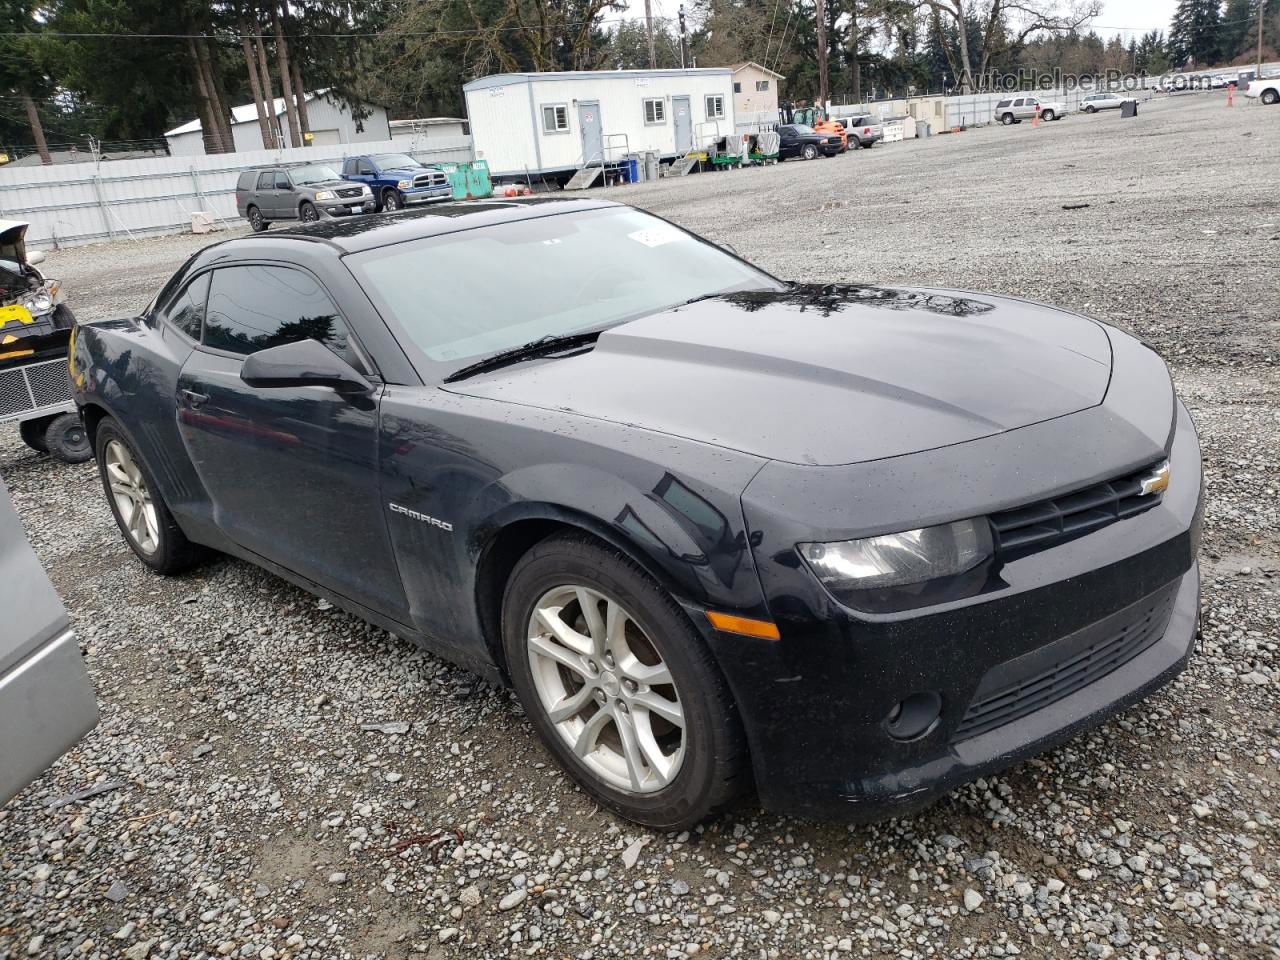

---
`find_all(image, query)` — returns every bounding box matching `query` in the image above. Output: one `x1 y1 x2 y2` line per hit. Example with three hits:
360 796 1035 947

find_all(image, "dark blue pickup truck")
340 153 452 211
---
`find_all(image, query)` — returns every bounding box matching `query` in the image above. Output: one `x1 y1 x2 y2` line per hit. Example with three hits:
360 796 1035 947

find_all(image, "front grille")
336 187 364 199
413 171 448 188
0 358 72 417
989 463 1165 556
953 583 1177 741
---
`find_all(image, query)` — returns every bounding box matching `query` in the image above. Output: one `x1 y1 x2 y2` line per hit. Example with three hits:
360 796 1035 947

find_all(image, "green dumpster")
434 159 493 200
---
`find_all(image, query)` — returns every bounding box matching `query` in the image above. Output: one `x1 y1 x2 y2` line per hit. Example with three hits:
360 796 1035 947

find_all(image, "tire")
801 143 818 160
299 201 320 223
1085 105 1097 113
1001 113 1015 125
382 189 403 212
18 416 51 453
848 137 861 150
50 303 76 331
1041 109 1056 121
247 205 269 232
44 413 92 463
502 533 748 830
1263 89 1279 105
94 418 204 574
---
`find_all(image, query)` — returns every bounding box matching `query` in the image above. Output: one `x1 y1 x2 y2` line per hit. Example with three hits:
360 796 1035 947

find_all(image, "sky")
1093 0 1180 40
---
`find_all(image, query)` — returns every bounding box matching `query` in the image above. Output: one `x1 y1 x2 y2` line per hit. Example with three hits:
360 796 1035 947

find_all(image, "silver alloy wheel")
384 190 401 211
526 585 685 793
104 440 160 555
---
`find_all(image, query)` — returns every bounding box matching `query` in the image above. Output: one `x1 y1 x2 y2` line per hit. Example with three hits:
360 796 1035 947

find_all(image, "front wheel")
382 189 403 212
45 413 92 463
502 534 748 830
299 201 319 223
801 143 818 160
1084 105 1097 113
95 419 205 573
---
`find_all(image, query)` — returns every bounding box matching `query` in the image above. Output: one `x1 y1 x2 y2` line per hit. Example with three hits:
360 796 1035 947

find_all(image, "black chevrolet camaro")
71 199 1203 829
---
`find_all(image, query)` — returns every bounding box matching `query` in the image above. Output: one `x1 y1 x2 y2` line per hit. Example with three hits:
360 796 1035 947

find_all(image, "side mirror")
27 250 46 265
240 339 372 394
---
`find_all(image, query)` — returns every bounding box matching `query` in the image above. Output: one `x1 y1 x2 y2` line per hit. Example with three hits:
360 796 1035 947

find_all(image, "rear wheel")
1001 113 1016 125
1042 109 1056 121
247 205 269 232
502 533 747 830
18 417 51 453
801 143 818 160
95 419 204 574
382 189 403 212
45 413 92 463
1263 89 1279 105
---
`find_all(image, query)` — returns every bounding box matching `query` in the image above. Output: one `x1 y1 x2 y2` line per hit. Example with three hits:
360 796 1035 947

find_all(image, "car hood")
380 166 427 178
446 284 1114 466
303 178 363 191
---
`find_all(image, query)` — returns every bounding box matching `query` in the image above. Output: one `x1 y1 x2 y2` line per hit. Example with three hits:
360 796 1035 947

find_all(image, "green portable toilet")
435 159 493 200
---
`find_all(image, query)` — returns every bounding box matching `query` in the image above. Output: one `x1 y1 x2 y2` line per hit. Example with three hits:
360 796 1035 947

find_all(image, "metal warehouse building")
164 91 391 156
463 69 735 181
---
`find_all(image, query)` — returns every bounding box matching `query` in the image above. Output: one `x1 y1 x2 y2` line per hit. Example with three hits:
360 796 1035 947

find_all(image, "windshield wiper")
443 331 603 383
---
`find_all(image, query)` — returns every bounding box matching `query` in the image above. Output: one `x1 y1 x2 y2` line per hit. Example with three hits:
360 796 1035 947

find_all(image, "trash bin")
919 121 931 138
1120 100 1138 118
435 159 493 200
627 154 641 183
644 152 659 182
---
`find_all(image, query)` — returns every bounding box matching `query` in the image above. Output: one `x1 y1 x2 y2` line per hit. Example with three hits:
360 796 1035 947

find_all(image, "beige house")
731 62 783 127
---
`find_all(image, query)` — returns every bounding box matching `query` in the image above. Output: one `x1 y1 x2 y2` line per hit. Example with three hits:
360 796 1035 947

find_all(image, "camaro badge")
388 502 453 532
1138 461 1170 496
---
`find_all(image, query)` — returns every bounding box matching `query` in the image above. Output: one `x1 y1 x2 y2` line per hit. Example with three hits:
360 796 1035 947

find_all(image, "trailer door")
673 96 692 153
578 101 603 163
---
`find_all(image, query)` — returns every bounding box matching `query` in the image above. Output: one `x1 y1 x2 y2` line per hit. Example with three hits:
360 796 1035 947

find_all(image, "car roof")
250 197 621 254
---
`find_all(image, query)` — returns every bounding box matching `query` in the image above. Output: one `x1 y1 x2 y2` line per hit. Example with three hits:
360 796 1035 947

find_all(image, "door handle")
180 389 209 408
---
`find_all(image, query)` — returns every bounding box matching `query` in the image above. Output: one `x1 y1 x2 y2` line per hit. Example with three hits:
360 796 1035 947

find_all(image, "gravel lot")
2 92 1277 960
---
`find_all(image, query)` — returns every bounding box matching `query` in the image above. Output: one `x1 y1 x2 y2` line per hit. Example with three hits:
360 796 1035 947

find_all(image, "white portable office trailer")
463 69 735 181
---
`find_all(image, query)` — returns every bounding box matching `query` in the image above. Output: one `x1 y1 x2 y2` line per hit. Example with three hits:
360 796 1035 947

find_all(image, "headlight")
23 292 53 315
799 518 993 604
397 179 411 190
314 190 336 201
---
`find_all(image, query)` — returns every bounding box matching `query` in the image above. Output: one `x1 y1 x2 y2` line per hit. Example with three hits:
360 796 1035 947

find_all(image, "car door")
253 171 277 217
273 170 295 219
347 157 376 190
173 262 411 623
778 125 798 156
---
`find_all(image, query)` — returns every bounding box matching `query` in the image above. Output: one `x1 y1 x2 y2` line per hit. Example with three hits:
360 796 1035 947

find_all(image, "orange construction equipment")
781 102 848 150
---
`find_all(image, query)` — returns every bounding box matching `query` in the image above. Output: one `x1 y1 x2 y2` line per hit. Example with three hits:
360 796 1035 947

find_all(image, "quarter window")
203 265 359 368
705 95 725 119
643 98 666 124
167 272 210 341
541 104 568 133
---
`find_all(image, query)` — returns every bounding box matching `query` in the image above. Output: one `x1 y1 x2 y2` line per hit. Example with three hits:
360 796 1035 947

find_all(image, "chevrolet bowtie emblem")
1138 461 1170 496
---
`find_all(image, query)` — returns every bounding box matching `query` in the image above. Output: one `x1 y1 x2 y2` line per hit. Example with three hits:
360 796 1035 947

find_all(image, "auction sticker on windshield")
628 226 685 248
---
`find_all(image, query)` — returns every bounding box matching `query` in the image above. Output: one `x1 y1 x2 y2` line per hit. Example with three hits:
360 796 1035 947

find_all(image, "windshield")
372 153 423 169
291 164 341 185
350 207 784 368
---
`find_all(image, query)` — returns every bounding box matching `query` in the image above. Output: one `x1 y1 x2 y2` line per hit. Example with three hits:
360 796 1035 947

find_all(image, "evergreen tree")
1169 0 1223 67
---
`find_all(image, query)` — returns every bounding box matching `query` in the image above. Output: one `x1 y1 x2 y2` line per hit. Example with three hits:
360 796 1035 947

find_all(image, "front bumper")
402 186 453 204
714 383 1202 821
319 200 376 218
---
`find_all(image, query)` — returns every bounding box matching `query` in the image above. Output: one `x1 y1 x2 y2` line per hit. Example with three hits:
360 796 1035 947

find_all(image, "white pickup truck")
1245 76 1279 105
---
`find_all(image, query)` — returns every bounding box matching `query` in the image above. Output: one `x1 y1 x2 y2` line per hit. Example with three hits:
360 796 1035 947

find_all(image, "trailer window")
643 98 666 124
755 80 769 92
705 95 725 119
541 104 568 134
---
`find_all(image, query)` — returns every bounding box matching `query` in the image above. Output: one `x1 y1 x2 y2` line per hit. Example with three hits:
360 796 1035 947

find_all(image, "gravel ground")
1 92 1277 960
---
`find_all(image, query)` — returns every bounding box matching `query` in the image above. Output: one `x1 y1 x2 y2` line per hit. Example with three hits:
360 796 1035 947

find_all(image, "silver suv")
994 96 1066 124
235 164 375 232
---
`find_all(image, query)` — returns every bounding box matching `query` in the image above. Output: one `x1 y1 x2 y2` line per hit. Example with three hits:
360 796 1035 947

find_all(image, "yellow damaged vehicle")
0 220 90 463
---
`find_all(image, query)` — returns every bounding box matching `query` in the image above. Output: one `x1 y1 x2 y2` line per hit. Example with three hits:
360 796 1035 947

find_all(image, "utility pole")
644 0 657 69
815 0 829 108
1258 0 1265 79
678 5 689 69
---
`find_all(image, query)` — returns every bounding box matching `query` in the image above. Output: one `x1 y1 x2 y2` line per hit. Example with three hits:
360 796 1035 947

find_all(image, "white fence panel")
0 135 474 249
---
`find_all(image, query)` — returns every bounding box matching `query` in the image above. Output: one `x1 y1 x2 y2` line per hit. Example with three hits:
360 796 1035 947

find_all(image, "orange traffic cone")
1032 103 1041 127
1227 82 1235 107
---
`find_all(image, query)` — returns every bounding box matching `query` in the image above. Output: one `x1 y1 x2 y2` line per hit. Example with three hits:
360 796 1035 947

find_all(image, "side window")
755 80 769 92
1012 98 1024 107
704 94 725 119
541 104 568 133
203 265 359 369
275 172 291 190
643 98 666 124
257 172 275 190
357 159 374 175
166 271 210 341
733 81 741 93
